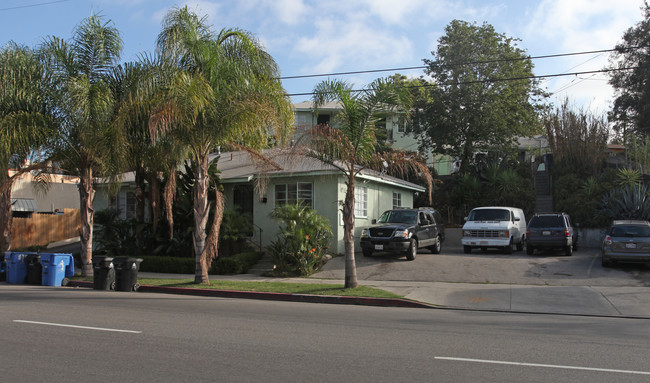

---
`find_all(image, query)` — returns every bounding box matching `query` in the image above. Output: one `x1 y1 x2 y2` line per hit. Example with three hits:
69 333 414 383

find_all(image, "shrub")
268 204 332 276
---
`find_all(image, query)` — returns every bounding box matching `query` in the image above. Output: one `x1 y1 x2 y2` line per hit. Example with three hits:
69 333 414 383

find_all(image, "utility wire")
280 47 633 81
0 0 70 11
286 66 639 97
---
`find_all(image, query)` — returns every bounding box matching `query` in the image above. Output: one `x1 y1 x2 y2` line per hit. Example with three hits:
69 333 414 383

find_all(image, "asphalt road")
314 246 650 287
3 285 650 383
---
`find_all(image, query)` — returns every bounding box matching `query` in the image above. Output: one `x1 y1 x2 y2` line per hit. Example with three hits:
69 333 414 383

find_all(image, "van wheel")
516 236 524 251
406 239 417 261
429 236 442 254
564 245 573 256
504 240 513 254
463 245 472 254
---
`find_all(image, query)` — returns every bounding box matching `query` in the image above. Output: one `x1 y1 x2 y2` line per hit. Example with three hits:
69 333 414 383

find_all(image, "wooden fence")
10 209 81 249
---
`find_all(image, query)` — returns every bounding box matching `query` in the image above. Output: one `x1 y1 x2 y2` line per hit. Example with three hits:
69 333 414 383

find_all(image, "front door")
233 184 254 236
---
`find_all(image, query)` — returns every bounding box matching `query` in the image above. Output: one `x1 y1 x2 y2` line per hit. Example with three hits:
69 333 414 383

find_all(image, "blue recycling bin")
6 252 36 284
40 253 75 287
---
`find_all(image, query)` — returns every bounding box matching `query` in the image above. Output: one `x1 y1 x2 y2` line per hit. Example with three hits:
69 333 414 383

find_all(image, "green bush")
268 204 332 276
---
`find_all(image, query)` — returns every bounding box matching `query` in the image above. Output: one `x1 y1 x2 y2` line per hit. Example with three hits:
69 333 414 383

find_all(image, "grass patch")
70 276 403 299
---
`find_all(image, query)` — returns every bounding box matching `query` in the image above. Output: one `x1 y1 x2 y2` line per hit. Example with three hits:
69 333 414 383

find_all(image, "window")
274 183 313 207
392 192 402 209
355 186 368 217
317 114 330 126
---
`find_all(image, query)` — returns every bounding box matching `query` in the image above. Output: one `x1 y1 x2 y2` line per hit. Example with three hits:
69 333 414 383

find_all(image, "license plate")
625 243 637 249
374 244 384 251
542 231 551 236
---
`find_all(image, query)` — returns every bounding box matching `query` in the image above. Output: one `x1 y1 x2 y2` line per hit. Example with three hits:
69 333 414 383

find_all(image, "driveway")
313 247 650 287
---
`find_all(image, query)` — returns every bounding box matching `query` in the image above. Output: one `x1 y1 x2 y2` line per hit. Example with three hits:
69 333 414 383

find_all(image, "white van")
461 206 526 254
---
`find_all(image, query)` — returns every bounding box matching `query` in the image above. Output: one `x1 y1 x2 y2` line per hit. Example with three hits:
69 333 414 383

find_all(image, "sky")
0 0 646 113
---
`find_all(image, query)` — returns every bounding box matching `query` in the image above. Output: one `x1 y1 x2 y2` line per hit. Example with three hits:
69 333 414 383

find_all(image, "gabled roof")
217 150 425 192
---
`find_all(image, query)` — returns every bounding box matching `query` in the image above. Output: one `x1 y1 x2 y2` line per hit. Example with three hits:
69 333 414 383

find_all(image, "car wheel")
429 236 442 254
564 245 573 256
406 239 417 261
362 249 373 257
526 245 534 255
463 245 472 254
504 240 513 254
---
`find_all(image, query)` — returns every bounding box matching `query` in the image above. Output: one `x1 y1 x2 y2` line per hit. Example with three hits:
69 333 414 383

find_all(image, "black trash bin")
92 256 115 290
0 253 6 282
113 257 143 292
25 254 42 285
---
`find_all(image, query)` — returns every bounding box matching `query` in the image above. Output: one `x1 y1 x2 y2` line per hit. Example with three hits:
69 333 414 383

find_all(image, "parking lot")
315 246 650 287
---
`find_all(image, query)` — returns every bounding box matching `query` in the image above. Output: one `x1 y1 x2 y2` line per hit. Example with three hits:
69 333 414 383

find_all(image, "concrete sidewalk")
135 271 650 318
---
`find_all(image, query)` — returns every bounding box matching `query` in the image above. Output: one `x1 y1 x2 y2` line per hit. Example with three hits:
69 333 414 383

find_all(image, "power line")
0 0 70 11
286 66 638 97
280 47 628 81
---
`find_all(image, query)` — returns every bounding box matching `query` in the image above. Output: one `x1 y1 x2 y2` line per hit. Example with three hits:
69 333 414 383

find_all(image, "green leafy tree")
151 7 293 284
409 20 545 167
304 78 432 288
608 2 650 138
40 14 127 276
0 42 54 252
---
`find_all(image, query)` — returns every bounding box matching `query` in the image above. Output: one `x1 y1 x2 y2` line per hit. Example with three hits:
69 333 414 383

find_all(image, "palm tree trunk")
149 173 161 235
193 155 210 283
196 189 225 284
79 165 95 277
0 179 15 253
343 172 358 288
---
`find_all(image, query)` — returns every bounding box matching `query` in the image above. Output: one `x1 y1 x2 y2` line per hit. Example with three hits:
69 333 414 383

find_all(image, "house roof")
11 198 38 212
216 150 426 192
293 101 341 111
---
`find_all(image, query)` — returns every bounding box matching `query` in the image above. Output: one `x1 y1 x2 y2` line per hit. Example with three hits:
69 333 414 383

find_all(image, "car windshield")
377 210 417 224
467 209 510 221
609 225 650 238
529 216 563 228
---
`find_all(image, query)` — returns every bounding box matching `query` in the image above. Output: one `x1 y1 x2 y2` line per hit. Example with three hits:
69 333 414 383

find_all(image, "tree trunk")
0 178 15 253
342 172 358 288
163 169 176 240
79 165 95 277
196 190 225 284
134 168 146 249
193 154 210 283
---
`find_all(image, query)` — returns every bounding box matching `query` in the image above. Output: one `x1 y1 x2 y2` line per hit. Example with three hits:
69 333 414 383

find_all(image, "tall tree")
40 14 126 276
152 7 293 284
0 42 53 252
305 78 432 288
409 20 545 167
609 2 650 138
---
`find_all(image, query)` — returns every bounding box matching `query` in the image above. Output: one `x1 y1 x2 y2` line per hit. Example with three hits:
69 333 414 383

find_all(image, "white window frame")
392 192 402 209
274 182 313 207
355 186 368 218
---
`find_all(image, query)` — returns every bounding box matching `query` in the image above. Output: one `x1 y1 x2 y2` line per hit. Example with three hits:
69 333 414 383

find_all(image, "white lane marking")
14 320 142 334
435 357 650 376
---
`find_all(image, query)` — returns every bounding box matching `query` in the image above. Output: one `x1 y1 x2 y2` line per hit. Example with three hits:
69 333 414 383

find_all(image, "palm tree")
305 78 432 288
151 7 293 284
39 14 126 276
0 42 54 252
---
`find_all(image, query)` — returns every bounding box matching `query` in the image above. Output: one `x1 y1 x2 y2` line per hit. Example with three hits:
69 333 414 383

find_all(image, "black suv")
359 207 445 261
526 212 578 256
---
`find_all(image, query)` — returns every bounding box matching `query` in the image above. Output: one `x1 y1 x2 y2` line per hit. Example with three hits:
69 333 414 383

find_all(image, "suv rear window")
529 216 564 228
610 225 650 237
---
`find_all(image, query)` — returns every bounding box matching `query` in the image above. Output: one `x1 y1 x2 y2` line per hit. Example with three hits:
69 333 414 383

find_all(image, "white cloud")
267 0 310 25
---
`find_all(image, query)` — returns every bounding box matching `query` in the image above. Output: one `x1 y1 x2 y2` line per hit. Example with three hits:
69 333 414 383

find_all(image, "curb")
66 280 433 309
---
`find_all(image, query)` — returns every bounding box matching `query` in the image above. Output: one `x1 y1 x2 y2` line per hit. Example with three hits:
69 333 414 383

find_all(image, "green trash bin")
92 256 115 290
113 257 143 292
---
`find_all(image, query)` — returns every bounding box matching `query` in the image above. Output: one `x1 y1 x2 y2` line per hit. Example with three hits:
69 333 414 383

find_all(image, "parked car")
526 213 577 256
359 207 445 261
601 220 650 267
461 206 526 254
